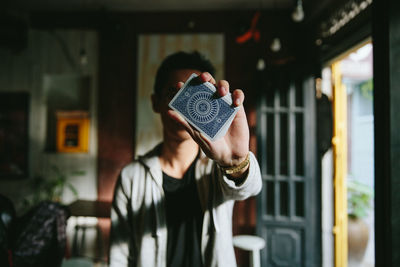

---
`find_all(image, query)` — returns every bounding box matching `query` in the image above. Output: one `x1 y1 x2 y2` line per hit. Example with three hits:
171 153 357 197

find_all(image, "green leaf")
347 179 373 219
66 183 79 198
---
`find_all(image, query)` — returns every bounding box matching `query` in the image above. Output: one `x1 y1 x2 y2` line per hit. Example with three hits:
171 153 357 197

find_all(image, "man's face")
152 68 202 139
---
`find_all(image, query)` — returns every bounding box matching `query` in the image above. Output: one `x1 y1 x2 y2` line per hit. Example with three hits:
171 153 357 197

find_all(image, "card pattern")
169 74 238 141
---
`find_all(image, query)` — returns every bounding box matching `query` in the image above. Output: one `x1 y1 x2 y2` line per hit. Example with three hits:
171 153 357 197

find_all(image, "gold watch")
220 153 250 175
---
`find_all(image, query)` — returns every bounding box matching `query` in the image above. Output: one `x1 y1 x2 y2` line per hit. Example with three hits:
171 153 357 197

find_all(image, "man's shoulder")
119 160 144 179
123 144 161 170
122 159 143 170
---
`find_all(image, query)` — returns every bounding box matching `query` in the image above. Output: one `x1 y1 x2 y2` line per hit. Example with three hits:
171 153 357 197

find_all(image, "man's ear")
151 94 161 113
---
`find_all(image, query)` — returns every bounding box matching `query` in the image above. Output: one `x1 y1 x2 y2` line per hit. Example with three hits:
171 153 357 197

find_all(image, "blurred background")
0 0 398 266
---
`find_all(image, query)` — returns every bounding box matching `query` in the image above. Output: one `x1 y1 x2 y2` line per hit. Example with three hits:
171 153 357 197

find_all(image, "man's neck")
159 136 199 179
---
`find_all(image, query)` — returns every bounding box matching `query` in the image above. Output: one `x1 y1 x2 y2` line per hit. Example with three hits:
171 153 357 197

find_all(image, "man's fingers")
232 89 245 107
177 81 185 89
199 72 216 84
217 80 229 97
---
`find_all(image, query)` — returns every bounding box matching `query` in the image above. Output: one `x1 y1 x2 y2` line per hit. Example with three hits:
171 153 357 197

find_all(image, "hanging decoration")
292 0 305 22
270 37 281 52
320 0 372 38
236 11 261 44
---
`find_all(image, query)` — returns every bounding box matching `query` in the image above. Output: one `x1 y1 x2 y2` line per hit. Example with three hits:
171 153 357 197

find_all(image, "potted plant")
347 179 373 265
19 165 81 213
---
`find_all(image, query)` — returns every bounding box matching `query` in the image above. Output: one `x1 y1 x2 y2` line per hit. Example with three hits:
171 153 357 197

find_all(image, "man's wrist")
219 153 250 175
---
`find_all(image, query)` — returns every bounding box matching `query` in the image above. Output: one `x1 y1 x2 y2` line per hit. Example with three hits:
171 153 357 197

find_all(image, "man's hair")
154 51 216 96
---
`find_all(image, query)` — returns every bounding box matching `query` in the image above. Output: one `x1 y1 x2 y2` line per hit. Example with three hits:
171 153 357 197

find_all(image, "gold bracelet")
220 153 250 175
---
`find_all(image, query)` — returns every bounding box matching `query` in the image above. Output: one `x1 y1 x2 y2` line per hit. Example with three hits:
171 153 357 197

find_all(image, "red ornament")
236 12 261 44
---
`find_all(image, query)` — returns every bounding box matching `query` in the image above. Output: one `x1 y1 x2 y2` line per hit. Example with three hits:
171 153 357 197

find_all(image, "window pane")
279 181 289 216
280 114 288 175
295 181 305 217
266 88 274 107
295 80 303 107
295 113 304 176
280 85 288 107
266 181 275 216
266 114 275 175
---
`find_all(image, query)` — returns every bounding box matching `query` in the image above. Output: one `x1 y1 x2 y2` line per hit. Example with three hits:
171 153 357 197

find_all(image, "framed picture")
56 111 89 153
0 92 29 179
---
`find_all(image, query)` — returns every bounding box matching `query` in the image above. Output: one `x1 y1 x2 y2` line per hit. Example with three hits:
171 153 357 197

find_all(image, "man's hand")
167 72 250 176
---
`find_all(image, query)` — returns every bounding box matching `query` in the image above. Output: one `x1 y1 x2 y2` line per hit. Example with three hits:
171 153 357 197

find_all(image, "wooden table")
68 200 111 218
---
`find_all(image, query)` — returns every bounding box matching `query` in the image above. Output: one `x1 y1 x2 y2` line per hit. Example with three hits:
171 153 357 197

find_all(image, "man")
109 51 262 267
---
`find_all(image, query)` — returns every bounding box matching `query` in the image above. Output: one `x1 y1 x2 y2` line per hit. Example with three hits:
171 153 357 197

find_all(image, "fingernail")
236 99 241 106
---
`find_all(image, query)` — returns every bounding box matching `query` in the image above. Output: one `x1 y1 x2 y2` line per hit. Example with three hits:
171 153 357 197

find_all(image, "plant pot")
348 217 369 264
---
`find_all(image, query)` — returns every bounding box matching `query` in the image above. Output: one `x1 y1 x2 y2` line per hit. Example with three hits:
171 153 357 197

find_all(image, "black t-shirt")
162 159 204 267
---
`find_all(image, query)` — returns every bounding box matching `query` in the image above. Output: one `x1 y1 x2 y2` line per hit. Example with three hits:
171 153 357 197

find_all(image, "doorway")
322 40 374 267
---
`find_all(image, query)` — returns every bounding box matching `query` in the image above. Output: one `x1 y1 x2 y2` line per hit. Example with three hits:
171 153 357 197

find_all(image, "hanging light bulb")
80 48 88 66
256 58 266 71
292 0 305 22
270 38 281 52
79 33 88 66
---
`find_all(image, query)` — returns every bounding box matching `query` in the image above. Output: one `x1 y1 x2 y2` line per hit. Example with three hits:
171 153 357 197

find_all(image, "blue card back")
168 74 238 141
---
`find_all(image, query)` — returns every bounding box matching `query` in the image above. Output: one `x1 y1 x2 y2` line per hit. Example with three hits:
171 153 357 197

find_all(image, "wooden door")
257 67 320 267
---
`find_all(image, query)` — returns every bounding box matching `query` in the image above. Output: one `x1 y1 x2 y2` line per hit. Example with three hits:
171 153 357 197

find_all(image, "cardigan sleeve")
216 152 262 201
109 173 133 267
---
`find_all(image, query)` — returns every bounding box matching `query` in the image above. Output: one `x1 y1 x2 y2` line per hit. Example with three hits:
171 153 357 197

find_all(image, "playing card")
168 73 239 141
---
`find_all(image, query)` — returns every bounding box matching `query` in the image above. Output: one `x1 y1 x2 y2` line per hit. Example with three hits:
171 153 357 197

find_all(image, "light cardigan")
109 144 262 267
